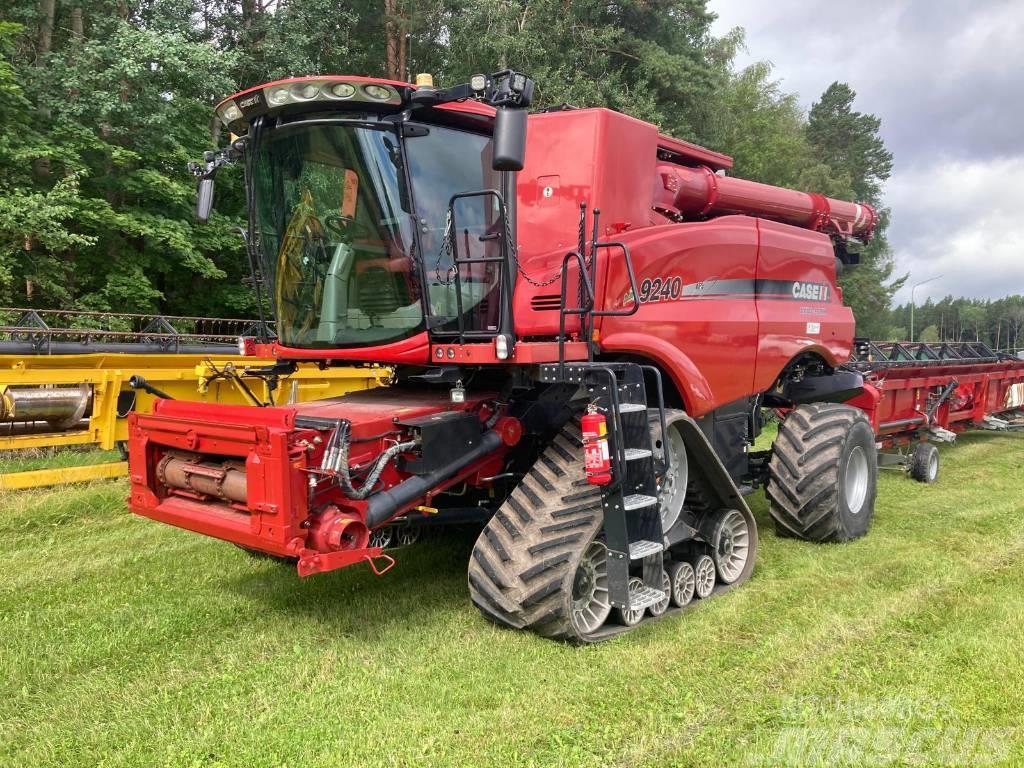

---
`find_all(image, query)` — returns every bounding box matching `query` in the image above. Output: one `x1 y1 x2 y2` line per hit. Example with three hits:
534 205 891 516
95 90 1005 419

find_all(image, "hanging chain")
503 200 563 288
430 199 565 289
432 209 458 286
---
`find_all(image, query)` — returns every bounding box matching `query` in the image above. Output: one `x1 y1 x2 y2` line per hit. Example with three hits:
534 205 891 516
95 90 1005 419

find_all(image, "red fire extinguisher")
582 404 612 486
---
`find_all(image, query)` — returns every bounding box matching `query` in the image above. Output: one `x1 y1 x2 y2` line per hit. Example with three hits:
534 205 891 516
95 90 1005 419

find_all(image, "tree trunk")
384 0 399 79
33 0 57 178
36 0 56 61
71 7 84 41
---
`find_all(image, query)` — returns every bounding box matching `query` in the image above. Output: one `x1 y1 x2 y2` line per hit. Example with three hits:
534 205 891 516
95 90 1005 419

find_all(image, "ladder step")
629 586 667 612
623 448 652 461
628 539 664 559
623 493 658 511
618 403 646 414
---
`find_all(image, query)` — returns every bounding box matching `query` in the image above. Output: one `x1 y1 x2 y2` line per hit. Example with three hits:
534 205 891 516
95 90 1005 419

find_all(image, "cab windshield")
253 121 502 349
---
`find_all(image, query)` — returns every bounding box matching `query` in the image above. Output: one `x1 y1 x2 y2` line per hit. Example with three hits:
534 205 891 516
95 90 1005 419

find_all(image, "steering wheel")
324 214 372 241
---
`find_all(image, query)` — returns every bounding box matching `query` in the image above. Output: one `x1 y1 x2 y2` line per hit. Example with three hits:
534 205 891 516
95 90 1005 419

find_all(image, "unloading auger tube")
657 164 877 239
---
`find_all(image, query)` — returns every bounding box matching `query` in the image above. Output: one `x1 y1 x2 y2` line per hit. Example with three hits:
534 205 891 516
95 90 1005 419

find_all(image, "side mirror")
196 178 215 223
492 108 527 171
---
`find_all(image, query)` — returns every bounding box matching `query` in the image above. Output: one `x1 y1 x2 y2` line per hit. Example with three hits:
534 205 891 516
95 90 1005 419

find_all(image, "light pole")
910 274 943 342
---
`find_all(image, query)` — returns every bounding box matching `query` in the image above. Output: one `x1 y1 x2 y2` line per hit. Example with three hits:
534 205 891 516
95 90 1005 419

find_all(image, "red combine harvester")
128 71 1024 641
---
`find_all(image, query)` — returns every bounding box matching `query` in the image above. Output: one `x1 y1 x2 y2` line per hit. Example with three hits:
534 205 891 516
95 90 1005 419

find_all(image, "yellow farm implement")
0 309 387 489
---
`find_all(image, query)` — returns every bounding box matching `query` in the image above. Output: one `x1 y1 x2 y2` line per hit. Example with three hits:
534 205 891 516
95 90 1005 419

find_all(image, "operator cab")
254 116 502 348
192 73 533 355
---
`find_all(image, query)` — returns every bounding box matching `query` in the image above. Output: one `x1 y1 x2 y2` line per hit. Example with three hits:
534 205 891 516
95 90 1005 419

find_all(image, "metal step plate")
623 448 652 461
623 493 658 511
618 403 646 413
629 586 666 612
628 539 664 559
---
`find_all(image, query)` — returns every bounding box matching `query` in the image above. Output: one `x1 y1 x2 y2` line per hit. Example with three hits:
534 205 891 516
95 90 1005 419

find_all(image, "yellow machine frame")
0 353 388 489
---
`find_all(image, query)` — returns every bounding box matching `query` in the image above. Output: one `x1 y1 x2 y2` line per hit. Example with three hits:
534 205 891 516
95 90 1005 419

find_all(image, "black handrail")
440 188 513 345
557 251 595 377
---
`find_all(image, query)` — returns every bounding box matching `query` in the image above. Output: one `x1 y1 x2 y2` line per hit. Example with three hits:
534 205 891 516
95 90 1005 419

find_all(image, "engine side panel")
596 218 761 415
753 218 854 390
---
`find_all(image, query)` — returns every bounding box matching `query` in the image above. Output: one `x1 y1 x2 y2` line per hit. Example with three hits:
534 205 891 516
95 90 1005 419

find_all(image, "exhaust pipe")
365 429 504 528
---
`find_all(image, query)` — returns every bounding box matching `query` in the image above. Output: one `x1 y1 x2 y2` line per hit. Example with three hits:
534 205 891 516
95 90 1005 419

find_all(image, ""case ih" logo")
791 281 830 302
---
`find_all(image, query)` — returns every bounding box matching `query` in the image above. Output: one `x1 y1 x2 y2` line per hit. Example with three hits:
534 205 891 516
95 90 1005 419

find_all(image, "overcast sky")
709 0 1024 304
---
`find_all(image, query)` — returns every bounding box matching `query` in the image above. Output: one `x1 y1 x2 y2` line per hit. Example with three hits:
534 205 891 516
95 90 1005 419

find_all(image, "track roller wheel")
468 421 609 642
648 570 671 617
617 577 648 626
767 403 878 542
395 524 420 547
368 526 393 550
668 561 695 607
909 442 939 484
708 508 754 585
693 555 716 599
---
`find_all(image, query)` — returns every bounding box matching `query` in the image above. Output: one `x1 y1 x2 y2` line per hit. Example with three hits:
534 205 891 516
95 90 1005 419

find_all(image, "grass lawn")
1 431 1022 767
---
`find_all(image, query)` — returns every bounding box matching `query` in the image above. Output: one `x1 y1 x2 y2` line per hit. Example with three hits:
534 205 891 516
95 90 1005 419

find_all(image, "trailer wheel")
909 443 939 484
395 524 420 547
767 403 878 542
468 421 610 642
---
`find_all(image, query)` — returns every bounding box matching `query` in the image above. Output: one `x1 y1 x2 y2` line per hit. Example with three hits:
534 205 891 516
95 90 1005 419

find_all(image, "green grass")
0 447 122 474
1 432 1023 767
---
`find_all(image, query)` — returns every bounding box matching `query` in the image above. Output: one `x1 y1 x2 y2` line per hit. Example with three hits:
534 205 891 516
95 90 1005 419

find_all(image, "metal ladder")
540 361 671 613
541 202 669 612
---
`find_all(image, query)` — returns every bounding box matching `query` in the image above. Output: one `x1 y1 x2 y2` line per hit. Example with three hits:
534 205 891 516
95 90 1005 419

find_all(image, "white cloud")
708 0 1024 302
887 156 1024 302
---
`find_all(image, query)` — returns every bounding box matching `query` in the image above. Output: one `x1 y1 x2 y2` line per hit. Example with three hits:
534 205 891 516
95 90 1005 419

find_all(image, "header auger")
126 70 1024 642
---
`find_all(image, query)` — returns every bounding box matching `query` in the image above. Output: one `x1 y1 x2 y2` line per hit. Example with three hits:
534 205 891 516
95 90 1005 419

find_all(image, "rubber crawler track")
766 403 874 542
468 421 606 642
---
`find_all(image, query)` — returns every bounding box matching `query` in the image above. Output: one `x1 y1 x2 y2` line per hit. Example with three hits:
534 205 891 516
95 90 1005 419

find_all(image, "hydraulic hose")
314 417 415 500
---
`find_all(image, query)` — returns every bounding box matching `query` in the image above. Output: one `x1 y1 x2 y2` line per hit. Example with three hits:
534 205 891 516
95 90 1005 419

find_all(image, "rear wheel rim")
714 509 751 584
928 451 938 481
844 445 869 514
571 541 612 634
396 525 420 546
658 422 689 532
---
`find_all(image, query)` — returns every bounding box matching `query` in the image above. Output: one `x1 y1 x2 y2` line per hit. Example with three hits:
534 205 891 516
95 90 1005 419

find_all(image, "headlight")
292 83 319 100
329 82 355 98
268 88 290 105
222 103 242 122
494 334 511 360
363 84 392 100
470 74 487 92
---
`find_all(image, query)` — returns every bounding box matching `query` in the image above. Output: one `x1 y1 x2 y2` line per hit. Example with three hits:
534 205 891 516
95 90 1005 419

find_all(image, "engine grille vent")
530 294 562 312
